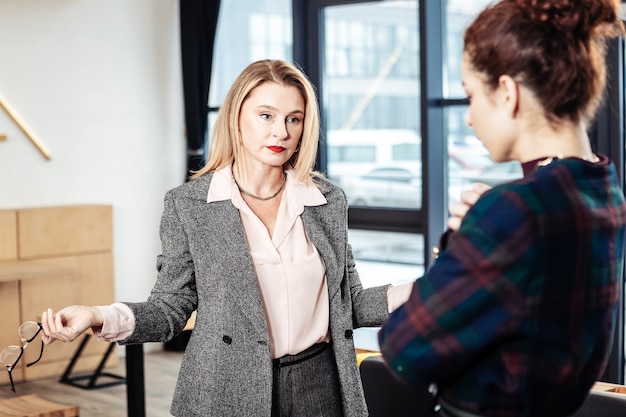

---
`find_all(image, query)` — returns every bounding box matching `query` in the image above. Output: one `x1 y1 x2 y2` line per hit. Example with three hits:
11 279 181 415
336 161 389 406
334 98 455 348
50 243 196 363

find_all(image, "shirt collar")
521 154 608 176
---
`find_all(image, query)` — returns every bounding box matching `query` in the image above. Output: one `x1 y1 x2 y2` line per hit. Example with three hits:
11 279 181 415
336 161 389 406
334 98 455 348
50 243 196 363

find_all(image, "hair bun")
513 0 619 34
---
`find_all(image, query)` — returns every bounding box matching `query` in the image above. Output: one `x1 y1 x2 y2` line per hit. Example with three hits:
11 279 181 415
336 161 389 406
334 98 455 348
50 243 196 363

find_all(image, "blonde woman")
42 59 412 417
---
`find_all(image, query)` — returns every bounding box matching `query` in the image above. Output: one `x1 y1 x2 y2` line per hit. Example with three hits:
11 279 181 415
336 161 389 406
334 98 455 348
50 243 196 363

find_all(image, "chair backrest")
359 354 437 417
570 391 626 417
359 355 626 417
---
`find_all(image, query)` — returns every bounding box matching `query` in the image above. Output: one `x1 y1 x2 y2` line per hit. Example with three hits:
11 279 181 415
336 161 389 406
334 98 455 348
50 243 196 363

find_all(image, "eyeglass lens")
1 346 23 368
19 322 41 343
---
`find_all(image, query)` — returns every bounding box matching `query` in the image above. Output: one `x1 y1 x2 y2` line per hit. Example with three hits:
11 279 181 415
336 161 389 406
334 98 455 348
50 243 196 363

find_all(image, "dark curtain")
180 0 221 180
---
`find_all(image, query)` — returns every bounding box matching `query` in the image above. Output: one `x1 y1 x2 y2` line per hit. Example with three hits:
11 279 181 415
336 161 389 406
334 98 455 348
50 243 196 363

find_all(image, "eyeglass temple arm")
5 365 16 393
26 340 44 367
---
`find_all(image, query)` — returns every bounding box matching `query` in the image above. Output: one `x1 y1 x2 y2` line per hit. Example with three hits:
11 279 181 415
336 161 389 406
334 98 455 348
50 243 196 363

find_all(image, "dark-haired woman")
379 1 626 416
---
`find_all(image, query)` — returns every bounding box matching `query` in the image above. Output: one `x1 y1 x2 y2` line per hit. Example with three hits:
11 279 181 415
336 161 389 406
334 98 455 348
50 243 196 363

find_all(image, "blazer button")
222 335 232 344
344 330 353 339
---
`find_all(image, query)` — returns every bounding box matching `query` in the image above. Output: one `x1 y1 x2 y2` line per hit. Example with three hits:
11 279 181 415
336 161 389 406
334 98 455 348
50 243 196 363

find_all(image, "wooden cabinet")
0 210 17 261
0 205 116 387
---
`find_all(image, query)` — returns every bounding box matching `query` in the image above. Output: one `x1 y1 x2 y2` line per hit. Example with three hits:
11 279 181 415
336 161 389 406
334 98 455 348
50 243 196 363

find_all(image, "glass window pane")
444 0 493 97
209 0 292 109
322 1 421 210
207 0 292 155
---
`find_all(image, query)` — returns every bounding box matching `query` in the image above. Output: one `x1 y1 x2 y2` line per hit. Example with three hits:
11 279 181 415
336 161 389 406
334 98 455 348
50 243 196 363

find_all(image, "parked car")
448 146 492 172
449 160 523 201
326 129 421 190
346 159 522 209
468 160 523 187
346 166 422 208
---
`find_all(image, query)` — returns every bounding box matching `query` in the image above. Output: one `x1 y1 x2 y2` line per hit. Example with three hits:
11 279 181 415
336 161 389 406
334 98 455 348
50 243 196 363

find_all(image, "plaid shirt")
379 156 626 417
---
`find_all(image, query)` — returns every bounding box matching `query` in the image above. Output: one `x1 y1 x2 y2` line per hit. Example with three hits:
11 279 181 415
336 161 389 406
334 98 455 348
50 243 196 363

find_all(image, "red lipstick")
267 146 285 153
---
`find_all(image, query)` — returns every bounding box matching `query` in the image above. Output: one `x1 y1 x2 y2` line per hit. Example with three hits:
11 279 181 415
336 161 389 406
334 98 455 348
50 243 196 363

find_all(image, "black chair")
570 390 626 417
359 354 437 417
359 354 626 416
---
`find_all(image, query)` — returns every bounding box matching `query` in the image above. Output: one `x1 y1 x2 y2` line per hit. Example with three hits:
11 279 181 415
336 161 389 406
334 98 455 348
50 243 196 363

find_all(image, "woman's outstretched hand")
448 182 491 231
41 306 104 344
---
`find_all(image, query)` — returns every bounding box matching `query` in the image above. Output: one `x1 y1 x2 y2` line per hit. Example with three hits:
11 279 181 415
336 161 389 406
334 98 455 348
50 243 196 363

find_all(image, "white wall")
0 0 186 329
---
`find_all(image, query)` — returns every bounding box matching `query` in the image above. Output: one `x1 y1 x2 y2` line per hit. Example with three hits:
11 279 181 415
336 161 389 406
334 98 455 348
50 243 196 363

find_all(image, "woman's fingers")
447 215 462 231
40 309 57 345
447 182 491 231
40 306 86 343
461 182 490 206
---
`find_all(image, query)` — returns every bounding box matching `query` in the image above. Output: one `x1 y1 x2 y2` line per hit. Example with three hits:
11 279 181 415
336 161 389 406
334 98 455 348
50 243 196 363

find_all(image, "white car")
346 167 422 208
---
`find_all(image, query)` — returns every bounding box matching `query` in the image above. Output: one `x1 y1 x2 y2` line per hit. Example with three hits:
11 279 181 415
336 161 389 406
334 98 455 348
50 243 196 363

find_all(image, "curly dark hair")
464 0 624 126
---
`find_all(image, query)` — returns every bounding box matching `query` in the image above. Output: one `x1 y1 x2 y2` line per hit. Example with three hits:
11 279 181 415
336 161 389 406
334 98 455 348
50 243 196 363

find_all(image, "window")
209 0 293 118
206 0 293 161
322 2 421 212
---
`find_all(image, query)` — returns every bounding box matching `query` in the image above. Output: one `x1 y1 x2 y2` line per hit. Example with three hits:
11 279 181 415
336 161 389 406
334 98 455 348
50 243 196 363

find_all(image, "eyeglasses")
1 321 45 393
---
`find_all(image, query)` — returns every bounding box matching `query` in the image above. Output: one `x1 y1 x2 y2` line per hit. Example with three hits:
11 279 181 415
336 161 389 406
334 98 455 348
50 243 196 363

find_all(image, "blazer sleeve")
347 242 391 328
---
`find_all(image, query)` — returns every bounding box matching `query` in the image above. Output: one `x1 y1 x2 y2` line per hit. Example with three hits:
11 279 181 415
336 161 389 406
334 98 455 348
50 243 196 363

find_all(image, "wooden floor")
0 348 183 417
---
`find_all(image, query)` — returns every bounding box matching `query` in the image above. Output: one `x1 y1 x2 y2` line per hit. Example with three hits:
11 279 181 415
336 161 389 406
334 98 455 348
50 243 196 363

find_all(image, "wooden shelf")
0 261 71 283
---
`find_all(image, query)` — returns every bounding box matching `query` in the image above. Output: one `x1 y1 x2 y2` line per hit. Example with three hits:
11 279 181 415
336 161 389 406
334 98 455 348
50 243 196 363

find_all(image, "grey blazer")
121 172 390 417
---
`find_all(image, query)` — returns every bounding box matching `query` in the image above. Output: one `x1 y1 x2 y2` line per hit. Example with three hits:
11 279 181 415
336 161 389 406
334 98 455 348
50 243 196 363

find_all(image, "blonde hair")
190 59 323 185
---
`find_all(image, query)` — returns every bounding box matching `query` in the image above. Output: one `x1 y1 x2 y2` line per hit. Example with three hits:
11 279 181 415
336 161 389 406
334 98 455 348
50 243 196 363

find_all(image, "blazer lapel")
186 175 269 335
218 204 269 334
301 205 345 301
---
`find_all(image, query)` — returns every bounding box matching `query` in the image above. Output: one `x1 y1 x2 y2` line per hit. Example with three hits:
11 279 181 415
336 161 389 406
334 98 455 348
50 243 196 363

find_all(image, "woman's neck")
232 164 286 198
514 120 594 164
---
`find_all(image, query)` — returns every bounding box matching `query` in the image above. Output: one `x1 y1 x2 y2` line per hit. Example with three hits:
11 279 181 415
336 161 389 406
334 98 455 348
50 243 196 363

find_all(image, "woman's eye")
287 117 301 124
260 113 272 121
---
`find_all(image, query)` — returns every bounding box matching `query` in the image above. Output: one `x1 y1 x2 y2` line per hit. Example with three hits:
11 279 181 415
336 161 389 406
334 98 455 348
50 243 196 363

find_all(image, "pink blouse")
95 166 413 357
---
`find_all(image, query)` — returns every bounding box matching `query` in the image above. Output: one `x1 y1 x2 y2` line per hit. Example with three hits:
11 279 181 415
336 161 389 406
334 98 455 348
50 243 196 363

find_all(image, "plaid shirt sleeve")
378 186 534 386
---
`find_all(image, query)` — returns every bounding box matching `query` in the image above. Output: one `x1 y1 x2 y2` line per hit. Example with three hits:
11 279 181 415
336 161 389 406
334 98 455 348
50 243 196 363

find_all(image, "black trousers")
271 342 344 417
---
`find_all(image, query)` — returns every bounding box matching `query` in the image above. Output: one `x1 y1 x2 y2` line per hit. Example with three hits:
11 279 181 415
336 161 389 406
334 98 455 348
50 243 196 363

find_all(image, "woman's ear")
497 75 519 118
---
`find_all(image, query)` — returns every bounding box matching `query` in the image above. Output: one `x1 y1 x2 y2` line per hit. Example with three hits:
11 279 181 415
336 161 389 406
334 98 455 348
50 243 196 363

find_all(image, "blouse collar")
206 166 327 207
